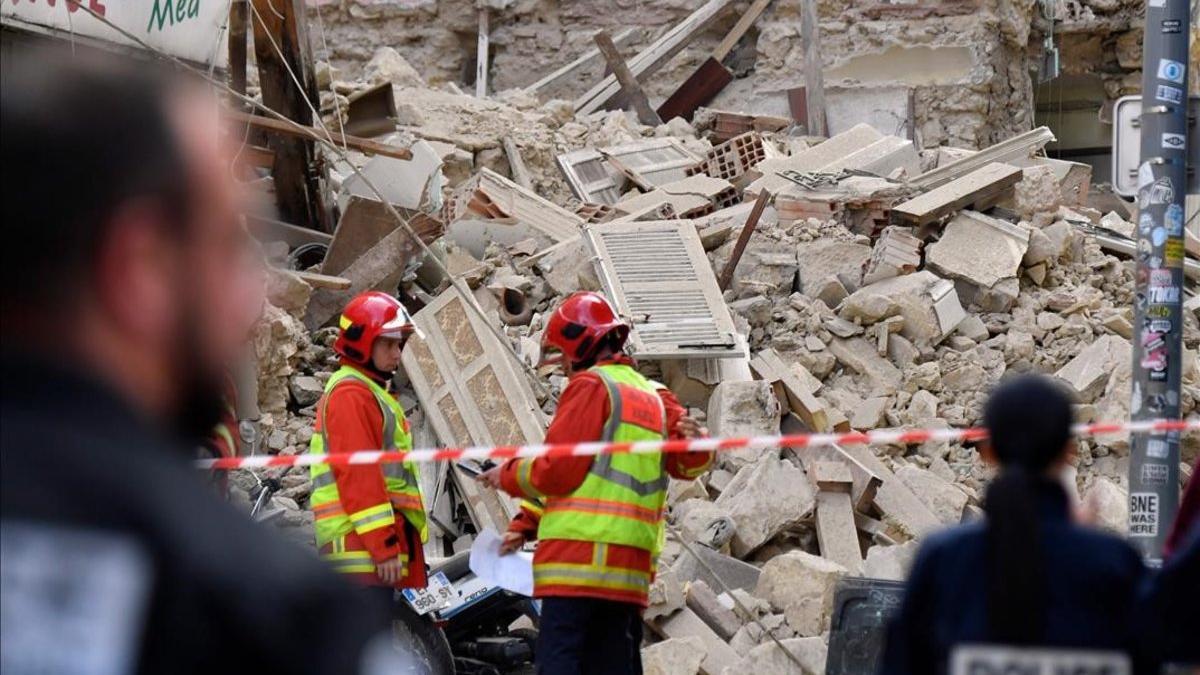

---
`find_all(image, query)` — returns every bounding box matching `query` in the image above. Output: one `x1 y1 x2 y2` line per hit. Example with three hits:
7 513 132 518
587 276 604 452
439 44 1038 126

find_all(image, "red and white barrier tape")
198 418 1197 470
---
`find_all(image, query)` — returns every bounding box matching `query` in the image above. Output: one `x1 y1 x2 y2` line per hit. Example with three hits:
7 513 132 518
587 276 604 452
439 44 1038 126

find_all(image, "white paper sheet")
468 528 534 597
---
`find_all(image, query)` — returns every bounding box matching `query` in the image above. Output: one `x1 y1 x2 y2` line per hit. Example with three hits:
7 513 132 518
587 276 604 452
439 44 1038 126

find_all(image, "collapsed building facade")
4 0 1194 671
235 0 1200 664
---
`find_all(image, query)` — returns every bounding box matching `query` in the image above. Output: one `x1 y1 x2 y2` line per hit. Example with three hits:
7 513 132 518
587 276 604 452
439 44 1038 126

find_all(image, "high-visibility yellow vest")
537 363 668 552
309 367 427 570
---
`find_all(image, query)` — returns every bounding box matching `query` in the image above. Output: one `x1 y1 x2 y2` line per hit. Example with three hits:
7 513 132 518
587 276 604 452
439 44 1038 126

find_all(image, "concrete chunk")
1084 477 1128 535
894 464 969 525
755 551 847 637
861 540 920 581
707 381 782 468
925 210 1030 290
796 240 872 307
828 337 903 393
840 271 965 344
671 544 761 593
652 607 741 675
1053 335 1130 403
642 637 706 675
642 636 706 675
726 637 828 675
714 454 815 558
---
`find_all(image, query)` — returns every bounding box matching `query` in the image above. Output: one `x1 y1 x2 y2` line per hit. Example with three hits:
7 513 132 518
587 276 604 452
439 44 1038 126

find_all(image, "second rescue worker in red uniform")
480 292 713 675
308 291 428 590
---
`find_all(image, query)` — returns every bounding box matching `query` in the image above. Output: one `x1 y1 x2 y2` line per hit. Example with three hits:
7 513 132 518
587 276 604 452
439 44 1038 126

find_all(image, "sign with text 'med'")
2 0 228 68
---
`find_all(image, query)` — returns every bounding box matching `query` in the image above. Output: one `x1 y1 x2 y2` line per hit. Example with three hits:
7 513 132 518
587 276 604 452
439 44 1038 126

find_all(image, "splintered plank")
891 162 1022 226
749 348 830 432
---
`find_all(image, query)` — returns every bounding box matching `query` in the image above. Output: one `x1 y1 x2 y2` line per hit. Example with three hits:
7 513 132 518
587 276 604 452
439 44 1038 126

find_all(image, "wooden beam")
227 111 413 161
800 0 826 136
249 0 329 231
891 162 1023 226
576 0 733 115
749 347 830 432
593 30 663 127
717 189 770 290
228 0 248 99
475 8 489 98
293 270 351 290
797 444 883 514
713 0 772 61
656 0 772 121
502 137 534 190
524 28 636 94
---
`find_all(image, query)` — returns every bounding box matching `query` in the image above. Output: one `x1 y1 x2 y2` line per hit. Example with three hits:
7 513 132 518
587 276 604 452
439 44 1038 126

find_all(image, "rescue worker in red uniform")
308 291 428 591
480 291 713 675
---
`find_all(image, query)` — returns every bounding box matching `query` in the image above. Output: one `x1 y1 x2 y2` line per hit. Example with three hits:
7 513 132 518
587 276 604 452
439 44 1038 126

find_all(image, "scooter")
398 550 540 675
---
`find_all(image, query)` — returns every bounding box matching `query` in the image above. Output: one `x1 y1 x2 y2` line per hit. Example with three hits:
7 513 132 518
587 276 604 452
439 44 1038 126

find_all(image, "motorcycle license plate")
401 571 454 616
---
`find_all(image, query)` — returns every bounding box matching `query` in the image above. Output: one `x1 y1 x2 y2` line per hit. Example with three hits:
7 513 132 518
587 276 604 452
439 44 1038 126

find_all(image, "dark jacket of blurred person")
879 376 1150 675
0 53 395 674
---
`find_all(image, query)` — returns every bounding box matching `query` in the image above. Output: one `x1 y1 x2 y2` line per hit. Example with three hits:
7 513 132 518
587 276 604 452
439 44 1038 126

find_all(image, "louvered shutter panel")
584 221 740 358
602 139 702 189
557 148 624 204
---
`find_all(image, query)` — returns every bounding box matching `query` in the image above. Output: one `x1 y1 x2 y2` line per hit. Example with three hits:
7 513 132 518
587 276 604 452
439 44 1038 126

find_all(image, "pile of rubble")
238 49 1200 675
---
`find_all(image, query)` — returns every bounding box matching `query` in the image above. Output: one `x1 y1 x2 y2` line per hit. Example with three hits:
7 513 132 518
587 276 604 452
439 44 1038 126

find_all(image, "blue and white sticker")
1162 132 1186 150
1147 286 1180 303
1152 226 1168 246
1147 438 1169 459
1157 58 1186 84
1164 203 1183 236
1156 85 1184 104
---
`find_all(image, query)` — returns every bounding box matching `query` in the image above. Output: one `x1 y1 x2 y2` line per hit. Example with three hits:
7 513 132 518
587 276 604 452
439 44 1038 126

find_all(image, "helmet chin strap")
363 359 396 384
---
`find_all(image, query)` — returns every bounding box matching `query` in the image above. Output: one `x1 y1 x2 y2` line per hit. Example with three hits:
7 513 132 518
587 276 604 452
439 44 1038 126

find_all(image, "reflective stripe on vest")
320 537 410 576
308 366 427 550
537 363 668 551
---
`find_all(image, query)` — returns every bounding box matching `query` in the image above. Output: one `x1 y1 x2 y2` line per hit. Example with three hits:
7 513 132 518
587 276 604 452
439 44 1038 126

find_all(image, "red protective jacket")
499 356 713 606
318 360 426 588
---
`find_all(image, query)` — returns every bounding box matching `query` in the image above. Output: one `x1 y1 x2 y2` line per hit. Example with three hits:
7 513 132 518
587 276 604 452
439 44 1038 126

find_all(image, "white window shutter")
584 221 741 359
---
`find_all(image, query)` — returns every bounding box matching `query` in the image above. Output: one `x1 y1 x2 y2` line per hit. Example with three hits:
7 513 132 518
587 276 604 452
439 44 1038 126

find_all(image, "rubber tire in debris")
390 600 454 675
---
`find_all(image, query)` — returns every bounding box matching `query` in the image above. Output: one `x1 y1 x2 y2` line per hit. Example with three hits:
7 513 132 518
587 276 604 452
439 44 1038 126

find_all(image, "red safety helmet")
333 291 416 366
540 291 629 366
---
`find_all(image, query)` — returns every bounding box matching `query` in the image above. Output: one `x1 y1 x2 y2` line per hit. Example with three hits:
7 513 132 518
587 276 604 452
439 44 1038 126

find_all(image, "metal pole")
1127 0 1190 567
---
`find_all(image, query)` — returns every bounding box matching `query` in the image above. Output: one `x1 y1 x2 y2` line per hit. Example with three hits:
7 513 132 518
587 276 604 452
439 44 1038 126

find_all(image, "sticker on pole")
1155 85 1183 104
950 645 1131 675
1161 132 1186 150
401 571 455 615
1129 492 1159 536
1156 59 1185 84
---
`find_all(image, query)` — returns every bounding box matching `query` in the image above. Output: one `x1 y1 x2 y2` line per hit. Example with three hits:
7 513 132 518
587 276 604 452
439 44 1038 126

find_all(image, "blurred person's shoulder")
1 354 386 672
1047 519 1145 579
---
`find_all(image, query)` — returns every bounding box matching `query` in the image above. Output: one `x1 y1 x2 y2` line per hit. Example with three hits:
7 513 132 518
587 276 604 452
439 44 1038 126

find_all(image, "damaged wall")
309 0 1054 150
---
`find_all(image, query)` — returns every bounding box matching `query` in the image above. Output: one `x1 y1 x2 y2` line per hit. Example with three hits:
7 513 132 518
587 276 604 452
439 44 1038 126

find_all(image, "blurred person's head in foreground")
980 375 1075 645
0 51 264 441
